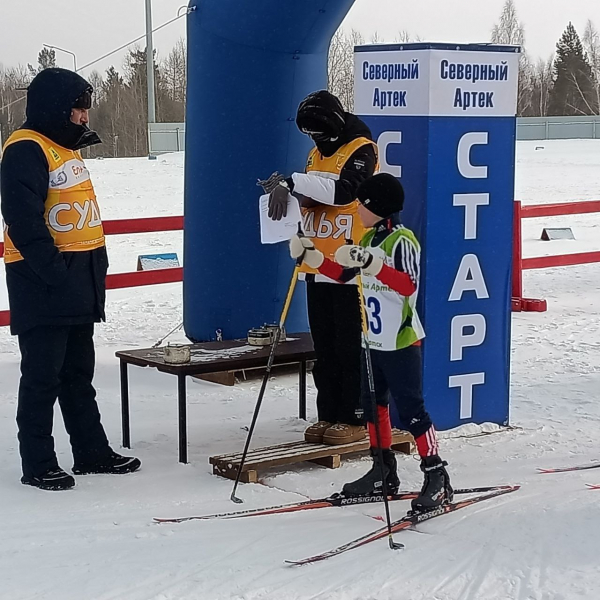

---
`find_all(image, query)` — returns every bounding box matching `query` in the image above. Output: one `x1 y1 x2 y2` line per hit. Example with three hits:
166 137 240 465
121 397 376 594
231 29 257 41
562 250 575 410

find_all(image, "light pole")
43 44 77 72
145 0 157 125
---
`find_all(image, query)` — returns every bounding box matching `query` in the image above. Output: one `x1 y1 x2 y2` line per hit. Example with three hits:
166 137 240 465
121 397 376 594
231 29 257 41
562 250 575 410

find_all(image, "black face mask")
312 136 343 157
55 121 101 151
306 131 332 144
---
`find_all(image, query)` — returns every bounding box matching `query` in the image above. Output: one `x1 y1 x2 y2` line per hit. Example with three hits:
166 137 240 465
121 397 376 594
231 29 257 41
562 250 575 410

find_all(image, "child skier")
289 172 453 513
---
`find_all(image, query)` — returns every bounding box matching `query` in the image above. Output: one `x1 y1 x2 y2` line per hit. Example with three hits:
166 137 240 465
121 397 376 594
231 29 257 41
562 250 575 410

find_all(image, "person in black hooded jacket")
259 91 378 446
1 68 140 490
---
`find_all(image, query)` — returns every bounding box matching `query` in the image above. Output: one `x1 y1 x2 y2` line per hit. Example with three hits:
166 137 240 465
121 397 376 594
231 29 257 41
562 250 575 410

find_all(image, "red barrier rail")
521 200 600 219
0 216 184 327
106 267 183 289
103 216 184 235
513 200 600 312
522 251 600 270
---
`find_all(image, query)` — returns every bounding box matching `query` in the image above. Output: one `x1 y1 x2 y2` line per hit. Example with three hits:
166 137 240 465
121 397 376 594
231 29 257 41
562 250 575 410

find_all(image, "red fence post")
512 201 523 311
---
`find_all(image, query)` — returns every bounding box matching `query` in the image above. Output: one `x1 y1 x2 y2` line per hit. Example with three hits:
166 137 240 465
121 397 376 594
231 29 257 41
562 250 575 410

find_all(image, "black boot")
411 455 453 513
73 452 141 475
342 448 400 497
21 467 75 491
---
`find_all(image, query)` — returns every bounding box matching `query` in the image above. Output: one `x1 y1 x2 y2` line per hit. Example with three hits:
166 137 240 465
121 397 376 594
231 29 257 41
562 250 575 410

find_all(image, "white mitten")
334 245 384 276
289 235 324 269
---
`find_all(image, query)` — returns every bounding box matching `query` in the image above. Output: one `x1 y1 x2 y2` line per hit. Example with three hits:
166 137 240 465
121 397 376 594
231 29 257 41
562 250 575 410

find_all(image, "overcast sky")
1 0 599 78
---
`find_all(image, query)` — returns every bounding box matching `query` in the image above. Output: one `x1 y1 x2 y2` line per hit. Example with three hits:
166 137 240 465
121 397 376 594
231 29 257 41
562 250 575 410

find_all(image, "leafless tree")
491 0 524 47
531 56 554 117
0 64 29 143
370 31 384 45
491 0 532 116
583 19 600 114
393 30 421 44
88 70 104 107
328 28 364 111
162 38 187 105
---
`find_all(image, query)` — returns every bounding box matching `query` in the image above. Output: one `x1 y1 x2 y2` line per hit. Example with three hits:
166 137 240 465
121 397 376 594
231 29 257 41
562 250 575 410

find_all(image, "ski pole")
230 241 302 503
356 268 404 550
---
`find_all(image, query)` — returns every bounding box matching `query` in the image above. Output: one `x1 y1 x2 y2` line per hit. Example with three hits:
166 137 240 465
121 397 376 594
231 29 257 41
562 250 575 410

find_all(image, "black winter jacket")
0 68 107 335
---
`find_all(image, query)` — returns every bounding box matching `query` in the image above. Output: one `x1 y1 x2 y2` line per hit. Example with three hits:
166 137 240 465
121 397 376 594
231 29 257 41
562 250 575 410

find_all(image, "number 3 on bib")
366 297 382 335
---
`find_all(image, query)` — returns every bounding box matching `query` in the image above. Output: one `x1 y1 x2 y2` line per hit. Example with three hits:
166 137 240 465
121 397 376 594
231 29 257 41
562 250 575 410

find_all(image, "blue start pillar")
183 0 355 342
354 43 520 429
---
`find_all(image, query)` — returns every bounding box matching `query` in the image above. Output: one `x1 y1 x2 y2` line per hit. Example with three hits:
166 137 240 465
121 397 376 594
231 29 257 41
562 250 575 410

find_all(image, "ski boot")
410 455 453 514
342 448 400 497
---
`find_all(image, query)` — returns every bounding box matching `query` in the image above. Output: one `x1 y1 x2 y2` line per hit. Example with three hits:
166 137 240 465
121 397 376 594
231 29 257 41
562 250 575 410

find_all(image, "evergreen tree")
27 47 57 78
37 47 56 71
549 22 597 115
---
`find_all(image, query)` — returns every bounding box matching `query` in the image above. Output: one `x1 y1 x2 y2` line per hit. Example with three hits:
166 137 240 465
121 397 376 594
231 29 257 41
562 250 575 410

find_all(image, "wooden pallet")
210 429 415 483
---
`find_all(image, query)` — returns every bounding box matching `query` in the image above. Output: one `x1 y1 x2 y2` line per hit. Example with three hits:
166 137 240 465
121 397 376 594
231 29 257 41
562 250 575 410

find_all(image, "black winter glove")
268 182 290 221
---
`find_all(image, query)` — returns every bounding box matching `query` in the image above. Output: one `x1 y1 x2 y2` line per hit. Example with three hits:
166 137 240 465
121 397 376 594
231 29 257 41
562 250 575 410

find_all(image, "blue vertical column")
354 43 520 429
183 0 356 342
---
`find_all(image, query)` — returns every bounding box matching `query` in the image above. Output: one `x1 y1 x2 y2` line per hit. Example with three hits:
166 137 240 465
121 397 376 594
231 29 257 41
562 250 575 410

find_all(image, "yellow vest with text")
2 129 105 264
299 137 378 281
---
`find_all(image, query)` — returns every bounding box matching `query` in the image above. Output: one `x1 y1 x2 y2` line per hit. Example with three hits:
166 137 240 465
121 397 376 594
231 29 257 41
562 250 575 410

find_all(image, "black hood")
23 68 101 151
315 113 373 157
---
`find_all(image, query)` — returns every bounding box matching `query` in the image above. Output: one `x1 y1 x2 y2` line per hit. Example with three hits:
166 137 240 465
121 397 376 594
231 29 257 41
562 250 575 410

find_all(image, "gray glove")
257 171 286 194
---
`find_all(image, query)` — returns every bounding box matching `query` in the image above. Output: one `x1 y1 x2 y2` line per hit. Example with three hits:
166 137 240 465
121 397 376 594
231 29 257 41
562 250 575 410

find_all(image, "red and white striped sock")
415 425 439 458
367 405 392 448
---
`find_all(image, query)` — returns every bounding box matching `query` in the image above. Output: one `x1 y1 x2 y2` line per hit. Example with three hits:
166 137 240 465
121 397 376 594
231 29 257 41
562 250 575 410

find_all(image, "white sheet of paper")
259 193 303 244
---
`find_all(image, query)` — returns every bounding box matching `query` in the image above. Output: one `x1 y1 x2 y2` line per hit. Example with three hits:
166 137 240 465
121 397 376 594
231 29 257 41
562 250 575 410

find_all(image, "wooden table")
115 333 316 463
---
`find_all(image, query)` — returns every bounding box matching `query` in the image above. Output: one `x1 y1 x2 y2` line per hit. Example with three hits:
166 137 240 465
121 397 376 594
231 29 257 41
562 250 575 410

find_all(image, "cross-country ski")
537 462 600 474
285 486 520 565
153 486 513 523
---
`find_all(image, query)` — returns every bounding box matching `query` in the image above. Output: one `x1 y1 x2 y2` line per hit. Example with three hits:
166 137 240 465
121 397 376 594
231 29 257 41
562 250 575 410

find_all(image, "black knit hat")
356 173 405 219
296 90 346 140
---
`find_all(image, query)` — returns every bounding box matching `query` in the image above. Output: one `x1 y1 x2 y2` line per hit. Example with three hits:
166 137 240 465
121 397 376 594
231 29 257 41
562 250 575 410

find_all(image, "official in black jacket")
260 91 378 446
1 68 140 490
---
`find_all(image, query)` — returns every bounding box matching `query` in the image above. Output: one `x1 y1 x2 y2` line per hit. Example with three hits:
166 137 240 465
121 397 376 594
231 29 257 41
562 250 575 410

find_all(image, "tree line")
329 0 600 118
2 3 599 158
0 40 186 158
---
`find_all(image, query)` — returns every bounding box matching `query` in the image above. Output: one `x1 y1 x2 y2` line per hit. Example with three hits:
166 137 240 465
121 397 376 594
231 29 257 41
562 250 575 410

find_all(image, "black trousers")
17 323 111 478
306 282 363 426
362 344 433 440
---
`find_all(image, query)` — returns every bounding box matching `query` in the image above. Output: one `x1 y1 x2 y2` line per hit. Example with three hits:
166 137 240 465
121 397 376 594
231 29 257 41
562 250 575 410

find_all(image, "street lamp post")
43 44 77 72
145 0 157 125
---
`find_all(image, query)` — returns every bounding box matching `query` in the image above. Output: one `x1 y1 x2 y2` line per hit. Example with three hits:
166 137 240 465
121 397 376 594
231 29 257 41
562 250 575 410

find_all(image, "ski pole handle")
295 222 307 266
346 238 370 337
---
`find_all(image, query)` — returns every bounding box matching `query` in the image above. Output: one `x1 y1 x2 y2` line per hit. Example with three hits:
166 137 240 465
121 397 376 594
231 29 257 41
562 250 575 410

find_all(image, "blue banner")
355 43 520 429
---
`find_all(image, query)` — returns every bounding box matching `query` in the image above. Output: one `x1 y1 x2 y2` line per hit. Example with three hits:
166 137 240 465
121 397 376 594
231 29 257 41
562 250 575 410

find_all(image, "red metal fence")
512 200 600 312
0 216 184 327
2 204 600 325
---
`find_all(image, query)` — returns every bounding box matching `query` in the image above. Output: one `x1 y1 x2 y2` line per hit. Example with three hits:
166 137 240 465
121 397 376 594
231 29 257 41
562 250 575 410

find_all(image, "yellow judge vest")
2 129 105 264
299 136 378 281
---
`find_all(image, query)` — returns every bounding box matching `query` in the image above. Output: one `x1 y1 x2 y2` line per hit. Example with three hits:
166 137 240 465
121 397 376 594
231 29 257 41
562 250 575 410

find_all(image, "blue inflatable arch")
184 0 356 341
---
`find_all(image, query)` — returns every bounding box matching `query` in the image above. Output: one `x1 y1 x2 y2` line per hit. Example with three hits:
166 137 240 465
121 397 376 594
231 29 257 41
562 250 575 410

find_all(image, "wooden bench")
116 332 316 463
210 429 415 483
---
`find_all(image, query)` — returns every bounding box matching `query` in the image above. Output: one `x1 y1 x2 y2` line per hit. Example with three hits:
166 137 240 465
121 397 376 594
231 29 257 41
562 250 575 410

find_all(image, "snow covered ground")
1 141 600 600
